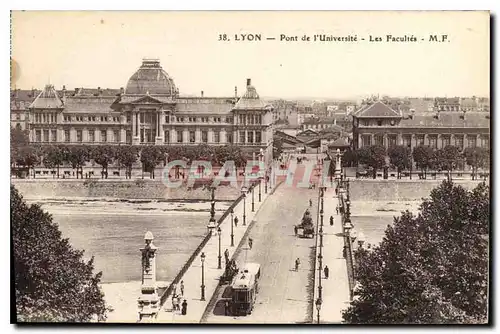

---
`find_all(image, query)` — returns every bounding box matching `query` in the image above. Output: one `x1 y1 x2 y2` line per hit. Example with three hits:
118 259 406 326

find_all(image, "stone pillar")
450 133 455 147
120 128 126 144
357 133 362 149
397 133 403 146
334 148 342 181
370 134 374 147
183 129 189 144
463 134 467 148
424 134 429 146
221 129 227 144
155 111 163 145
437 134 442 149
383 134 388 149
476 134 481 147
411 134 416 149
137 231 159 322
57 128 64 142
132 112 140 145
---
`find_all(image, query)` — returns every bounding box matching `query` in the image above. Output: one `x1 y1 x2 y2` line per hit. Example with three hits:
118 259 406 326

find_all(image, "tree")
115 145 139 179
12 186 108 322
438 145 461 181
91 145 115 179
15 146 40 178
342 181 489 324
273 137 283 160
66 146 90 179
412 145 434 179
463 147 490 180
42 145 67 178
342 148 358 168
140 145 164 179
388 146 411 179
358 145 386 179
11 125 30 148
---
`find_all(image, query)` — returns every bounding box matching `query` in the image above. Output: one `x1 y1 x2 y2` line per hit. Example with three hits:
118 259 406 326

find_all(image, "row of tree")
341 145 489 180
11 127 252 179
343 181 489 324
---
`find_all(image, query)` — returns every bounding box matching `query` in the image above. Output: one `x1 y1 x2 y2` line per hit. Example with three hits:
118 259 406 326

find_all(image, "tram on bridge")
230 263 261 316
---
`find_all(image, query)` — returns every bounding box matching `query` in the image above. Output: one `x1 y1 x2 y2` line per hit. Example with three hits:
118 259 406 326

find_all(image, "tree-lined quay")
341 144 489 180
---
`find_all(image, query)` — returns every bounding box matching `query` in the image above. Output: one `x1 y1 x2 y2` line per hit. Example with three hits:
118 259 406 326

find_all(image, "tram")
230 263 261 316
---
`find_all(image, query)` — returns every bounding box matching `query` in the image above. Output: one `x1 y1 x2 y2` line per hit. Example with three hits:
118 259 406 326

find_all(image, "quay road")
202 178 320 324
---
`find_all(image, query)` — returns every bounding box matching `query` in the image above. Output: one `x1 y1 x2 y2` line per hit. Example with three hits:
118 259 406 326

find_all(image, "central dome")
125 59 176 96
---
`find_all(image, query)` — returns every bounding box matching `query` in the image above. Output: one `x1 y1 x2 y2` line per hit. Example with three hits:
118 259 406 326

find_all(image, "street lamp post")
200 252 206 301
241 186 248 226
319 227 324 248
217 226 222 269
315 298 322 324
318 253 323 300
230 209 234 247
259 178 262 202
251 185 255 212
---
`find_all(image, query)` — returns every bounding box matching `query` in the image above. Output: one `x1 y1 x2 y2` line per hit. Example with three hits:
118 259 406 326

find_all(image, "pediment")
129 95 164 104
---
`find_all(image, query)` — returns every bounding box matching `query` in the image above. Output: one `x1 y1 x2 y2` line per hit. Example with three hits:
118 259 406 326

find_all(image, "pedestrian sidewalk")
312 186 350 324
156 181 275 323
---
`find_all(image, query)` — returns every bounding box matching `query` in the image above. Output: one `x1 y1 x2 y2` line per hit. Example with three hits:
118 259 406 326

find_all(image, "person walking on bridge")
330 215 334 226
248 237 253 250
324 265 330 279
295 258 301 271
309 199 313 207
234 216 239 227
180 280 185 296
294 225 298 236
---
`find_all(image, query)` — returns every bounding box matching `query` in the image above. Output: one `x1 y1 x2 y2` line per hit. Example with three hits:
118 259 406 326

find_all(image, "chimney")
461 110 466 120
246 78 251 87
120 87 124 95
234 86 238 98
74 88 80 96
409 109 415 119
62 85 66 97
435 110 440 120
201 90 204 98
97 87 102 96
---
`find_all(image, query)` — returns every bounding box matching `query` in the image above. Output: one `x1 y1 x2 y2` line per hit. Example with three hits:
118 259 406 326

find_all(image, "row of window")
63 116 120 122
34 129 122 143
361 134 489 149
162 130 232 144
238 114 263 125
166 116 233 124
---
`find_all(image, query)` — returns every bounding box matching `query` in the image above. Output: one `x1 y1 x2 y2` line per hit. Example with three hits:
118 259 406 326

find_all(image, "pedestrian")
181 299 187 315
224 248 230 264
335 187 338 195
180 280 184 296
295 258 300 271
234 216 239 227
172 283 178 297
330 216 334 226
224 300 230 316
324 265 330 279
248 237 253 250
176 295 181 311
294 225 298 236
171 295 176 311
309 199 312 207
336 206 339 215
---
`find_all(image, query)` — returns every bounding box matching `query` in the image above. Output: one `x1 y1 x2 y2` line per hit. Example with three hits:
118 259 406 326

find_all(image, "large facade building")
16 59 274 164
352 101 490 151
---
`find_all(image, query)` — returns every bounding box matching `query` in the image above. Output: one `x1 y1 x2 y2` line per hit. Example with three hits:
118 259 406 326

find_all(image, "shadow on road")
212 299 231 316
335 232 345 237
221 286 232 299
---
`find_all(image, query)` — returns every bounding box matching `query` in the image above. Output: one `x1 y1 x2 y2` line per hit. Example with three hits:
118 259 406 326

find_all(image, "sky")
11 11 490 99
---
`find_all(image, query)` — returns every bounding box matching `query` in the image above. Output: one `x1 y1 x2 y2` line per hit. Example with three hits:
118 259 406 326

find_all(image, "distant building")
15 59 275 164
352 100 490 151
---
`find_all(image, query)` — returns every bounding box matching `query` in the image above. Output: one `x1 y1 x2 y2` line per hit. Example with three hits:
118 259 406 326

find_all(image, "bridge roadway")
202 181 320 324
